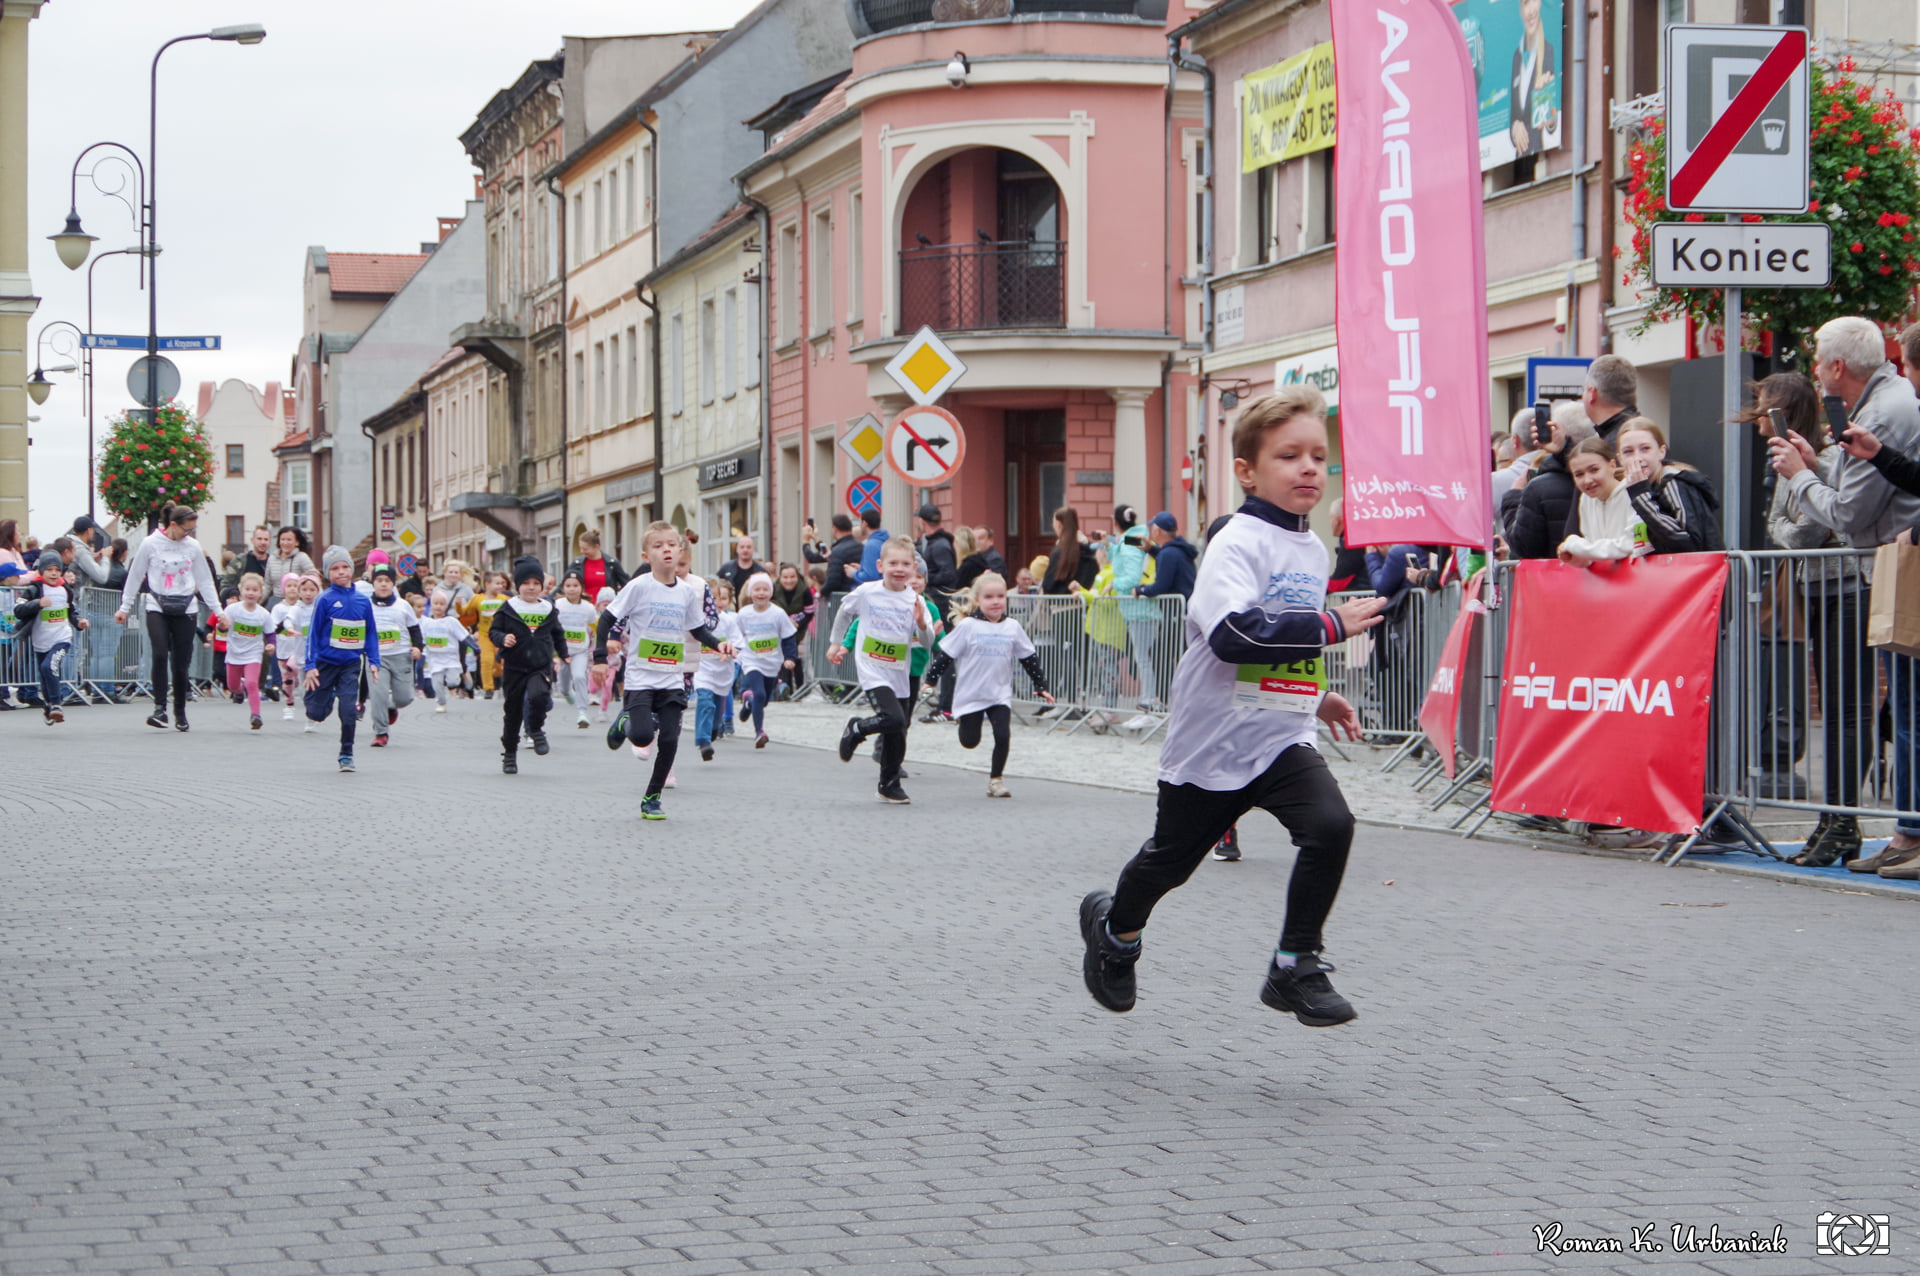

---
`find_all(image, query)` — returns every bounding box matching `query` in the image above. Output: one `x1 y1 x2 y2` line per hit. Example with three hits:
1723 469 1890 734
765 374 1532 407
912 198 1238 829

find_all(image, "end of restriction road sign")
1665 24 1810 214
1650 222 1830 288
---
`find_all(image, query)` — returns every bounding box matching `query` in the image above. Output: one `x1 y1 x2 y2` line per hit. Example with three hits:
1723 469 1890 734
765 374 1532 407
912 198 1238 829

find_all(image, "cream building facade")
0 0 45 527
423 349 492 574
193 378 292 558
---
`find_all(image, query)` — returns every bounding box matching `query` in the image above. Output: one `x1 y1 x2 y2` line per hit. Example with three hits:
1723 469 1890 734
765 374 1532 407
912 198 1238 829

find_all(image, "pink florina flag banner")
1330 0 1492 550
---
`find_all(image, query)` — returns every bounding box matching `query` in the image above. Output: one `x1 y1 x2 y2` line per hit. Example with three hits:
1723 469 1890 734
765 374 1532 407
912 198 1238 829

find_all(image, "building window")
608 332 621 423
594 342 608 429
1186 134 1207 275
382 443 392 508
226 515 246 549
624 156 636 239
810 205 833 336
777 222 799 345
573 351 586 434
285 460 310 531
699 297 717 406
610 510 624 564
570 195 583 267
1299 149 1334 253
847 191 863 323
535 193 549 283
406 435 417 511
670 311 685 416
641 143 655 227
509 209 522 300
626 325 640 419
608 168 621 243
225 443 244 475
722 288 738 398
1255 165 1277 265
743 286 761 389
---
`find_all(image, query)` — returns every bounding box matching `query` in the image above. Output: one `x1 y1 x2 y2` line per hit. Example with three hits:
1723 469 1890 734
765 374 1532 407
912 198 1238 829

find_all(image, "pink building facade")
745 0 1205 570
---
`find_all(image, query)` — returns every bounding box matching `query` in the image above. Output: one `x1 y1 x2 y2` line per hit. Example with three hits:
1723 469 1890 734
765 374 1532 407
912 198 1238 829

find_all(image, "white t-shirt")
1159 509 1333 790
735 602 797 677
693 611 742 694
554 599 598 659
221 601 272 665
30 583 74 652
940 615 1036 717
420 615 468 673
371 596 416 659
605 572 708 692
273 600 313 667
835 581 928 696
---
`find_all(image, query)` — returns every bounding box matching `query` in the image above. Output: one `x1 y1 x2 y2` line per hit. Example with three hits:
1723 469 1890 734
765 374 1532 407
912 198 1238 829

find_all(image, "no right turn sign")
1665 24 1810 214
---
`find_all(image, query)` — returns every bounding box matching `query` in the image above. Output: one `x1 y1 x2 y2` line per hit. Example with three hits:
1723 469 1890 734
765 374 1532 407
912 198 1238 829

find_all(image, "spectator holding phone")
1769 316 1920 876
1506 399 1597 558
1617 419 1723 554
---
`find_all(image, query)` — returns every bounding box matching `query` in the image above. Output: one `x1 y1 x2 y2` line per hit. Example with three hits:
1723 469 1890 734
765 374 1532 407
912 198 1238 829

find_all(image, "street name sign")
1665 24 1810 214
883 326 967 406
1650 222 1831 287
84 333 222 351
885 405 966 486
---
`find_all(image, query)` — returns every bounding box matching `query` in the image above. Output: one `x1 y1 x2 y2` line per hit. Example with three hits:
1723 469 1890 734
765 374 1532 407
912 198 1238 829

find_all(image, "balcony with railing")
851 0 1161 36
898 239 1065 334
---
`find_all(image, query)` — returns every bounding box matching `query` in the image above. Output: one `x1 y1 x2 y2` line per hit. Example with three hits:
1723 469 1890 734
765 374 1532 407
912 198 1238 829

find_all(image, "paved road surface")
2 703 1915 1274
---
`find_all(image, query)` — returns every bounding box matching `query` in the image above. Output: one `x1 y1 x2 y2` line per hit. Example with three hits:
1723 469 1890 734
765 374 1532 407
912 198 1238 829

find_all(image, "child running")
591 585 619 720
923 572 1053 797
828 537 935 804
305 547 376 773
272 573 313 721
216 573 273 729
691 578 742 762
10 551 88 724
734 571 798 748
1077 387 1385 1026
490 556 567 774
554 574 599 729
367 565 424 748
597 521 732 819
421 590 469 711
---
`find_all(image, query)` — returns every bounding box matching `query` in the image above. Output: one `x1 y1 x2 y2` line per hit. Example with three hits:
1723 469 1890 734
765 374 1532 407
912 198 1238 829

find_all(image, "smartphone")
1531 401 1552 449
1823 395 1850 444
1766 408 1788 440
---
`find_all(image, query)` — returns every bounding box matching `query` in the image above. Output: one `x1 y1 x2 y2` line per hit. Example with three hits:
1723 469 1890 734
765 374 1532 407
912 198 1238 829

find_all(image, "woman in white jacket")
114 504 222 730
1557 438 1642 567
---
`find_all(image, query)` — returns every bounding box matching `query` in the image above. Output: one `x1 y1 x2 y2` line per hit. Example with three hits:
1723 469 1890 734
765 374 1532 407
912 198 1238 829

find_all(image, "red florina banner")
1418 571 1488 779
1491 556 1729 834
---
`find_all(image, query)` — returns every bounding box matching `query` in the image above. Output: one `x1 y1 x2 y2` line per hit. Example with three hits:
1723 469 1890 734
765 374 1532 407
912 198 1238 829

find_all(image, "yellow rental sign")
1241 41 1336 174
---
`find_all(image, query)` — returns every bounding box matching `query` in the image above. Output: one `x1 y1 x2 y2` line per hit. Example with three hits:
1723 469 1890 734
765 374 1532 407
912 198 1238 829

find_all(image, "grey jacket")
1784 366 1920 570
1768 446 1864 591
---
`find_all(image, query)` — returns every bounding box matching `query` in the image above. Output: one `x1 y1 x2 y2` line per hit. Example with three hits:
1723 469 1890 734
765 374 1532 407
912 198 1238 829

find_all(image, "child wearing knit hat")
304 546 377 772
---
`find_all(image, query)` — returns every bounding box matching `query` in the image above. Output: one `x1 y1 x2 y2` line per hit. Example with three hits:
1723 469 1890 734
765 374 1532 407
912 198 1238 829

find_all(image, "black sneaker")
1078 890 1138 1013
838 717 862 762
1259 953 1356 1027
532 732 550 756
502 753 518 775
738 695 753 723
174 714 190 732
700 744 715 761
606 714 628 751
1211 826 1241 861
146 709 169 729
877 781 911 804
641 793 665 821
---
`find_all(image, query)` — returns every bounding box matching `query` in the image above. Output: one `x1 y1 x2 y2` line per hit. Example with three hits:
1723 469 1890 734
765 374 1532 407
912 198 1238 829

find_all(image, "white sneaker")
987 777 1011 798
281 707 294 721
631 741 652 760
435 704 447 714
302 722 316 734
665 767 677 789
1122 714 1154 732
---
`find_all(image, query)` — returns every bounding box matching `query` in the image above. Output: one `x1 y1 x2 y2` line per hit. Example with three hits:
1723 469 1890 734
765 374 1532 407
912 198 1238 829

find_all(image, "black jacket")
490 599 568 673
1140 537 1198 599
918 528 959 593
822 535 862 598
1628 467 1724 554
1043 543 1099 595
955 548 1009 589
716 558 768 598
565 554 630 593
1508 453 1578 559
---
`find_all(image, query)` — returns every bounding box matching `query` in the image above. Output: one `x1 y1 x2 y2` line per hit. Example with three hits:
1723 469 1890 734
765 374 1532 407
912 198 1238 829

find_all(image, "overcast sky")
22 0 760 539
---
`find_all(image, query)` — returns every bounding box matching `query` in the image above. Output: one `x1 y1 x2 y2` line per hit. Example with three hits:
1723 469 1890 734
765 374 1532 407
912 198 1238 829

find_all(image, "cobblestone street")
3 703 1917 1275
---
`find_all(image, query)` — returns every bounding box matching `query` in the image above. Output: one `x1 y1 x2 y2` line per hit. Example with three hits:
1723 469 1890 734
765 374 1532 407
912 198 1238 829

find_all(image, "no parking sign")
847 475 883 517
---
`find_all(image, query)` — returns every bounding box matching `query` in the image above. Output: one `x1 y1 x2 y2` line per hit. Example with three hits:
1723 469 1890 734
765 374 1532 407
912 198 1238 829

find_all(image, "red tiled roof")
769 82 849 151
274 430 311 453
326 252 429 296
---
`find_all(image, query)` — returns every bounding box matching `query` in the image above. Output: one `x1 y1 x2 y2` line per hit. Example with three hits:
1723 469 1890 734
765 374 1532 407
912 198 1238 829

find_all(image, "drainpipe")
1597 0 1617 354
1568 0 1588 353
640 111 664 522
737 177 775 558
360 415 379 559
547 174 569 563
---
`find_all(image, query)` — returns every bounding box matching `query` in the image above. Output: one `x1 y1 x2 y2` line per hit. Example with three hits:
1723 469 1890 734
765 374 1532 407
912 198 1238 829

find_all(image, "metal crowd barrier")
0 585 217 706
795 589 1187 738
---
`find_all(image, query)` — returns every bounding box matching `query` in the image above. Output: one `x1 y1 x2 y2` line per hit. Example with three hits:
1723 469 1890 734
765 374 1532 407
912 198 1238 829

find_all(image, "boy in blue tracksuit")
305 545 376 772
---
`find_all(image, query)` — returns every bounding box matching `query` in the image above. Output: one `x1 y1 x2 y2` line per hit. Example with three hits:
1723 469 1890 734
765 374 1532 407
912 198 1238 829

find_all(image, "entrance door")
1003 408 1065 576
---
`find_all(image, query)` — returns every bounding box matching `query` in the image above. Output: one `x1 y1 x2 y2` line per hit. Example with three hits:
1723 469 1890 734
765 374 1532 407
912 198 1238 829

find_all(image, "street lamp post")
28 320 83 510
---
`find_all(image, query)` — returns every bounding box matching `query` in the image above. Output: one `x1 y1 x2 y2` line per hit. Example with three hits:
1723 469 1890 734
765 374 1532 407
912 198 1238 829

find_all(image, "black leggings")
852 685 909 786
1110 744 1354 955
624 686 686 795
958 704 1011 777
145 611 196 715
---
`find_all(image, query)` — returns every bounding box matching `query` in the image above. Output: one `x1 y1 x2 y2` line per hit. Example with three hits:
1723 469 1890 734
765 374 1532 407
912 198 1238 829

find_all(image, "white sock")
1272 949 1299 970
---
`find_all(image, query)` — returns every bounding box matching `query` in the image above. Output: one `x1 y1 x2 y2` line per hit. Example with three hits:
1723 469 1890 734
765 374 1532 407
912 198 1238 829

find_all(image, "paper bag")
1867 541 1920 658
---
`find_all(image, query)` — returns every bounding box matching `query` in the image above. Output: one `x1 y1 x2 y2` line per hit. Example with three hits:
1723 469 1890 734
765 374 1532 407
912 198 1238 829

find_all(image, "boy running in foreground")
1079 387 1386 1025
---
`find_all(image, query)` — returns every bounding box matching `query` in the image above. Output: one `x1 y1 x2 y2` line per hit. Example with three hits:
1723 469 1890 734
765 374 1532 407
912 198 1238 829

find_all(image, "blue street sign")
1526 356 1591 405
82 333 221 351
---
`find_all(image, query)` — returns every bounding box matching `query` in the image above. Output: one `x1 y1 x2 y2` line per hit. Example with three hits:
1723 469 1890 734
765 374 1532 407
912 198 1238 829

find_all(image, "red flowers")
1851 242 1866 253
135 443 149 451
1844 165 1865 181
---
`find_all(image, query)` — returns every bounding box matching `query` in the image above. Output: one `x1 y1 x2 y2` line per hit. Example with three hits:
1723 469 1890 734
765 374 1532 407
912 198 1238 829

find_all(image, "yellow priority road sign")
883 326 967 406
